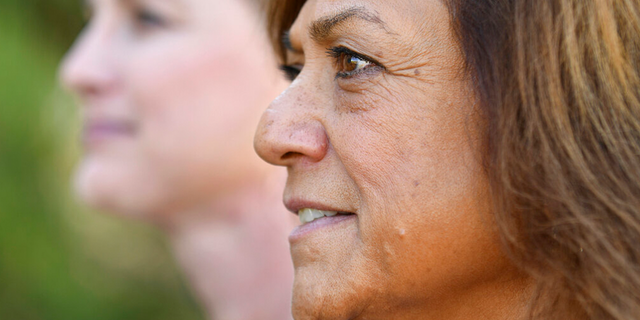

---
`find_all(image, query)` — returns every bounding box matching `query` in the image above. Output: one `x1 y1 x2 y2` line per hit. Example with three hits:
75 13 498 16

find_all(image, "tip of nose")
254 113 329 167
60 56 94 94
59 36 119 96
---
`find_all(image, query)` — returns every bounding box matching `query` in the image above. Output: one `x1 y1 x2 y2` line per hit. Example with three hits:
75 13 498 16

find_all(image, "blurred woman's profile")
60 0 294 319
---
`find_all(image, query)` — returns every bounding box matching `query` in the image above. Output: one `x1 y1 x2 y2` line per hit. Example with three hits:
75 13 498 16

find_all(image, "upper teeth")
298 208 337 224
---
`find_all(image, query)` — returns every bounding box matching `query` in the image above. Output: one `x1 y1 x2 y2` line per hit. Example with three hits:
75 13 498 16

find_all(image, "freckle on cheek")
414 69 421 75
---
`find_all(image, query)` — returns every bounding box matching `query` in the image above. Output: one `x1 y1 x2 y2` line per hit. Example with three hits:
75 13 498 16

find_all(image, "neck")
404 268 535 320
163 171 296 320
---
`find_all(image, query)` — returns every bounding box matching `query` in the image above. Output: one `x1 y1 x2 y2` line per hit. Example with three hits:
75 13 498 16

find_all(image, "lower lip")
289 214 357 243
83 125 135 147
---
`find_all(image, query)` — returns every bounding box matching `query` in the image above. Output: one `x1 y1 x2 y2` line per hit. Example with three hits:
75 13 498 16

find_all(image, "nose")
60 21 118 99
254 86 329 167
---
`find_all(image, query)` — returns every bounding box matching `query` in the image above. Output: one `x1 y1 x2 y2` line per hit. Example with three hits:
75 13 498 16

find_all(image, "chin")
73 157 163 219
291 269 374 320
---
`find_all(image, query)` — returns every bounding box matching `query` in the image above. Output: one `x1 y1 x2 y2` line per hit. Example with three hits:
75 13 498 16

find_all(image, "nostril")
281 152 300 161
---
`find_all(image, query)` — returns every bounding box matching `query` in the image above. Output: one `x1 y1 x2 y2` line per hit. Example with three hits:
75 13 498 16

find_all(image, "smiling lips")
298 208 338 224
297 208 355 224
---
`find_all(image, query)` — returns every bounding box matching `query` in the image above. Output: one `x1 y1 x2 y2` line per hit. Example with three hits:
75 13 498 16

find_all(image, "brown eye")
339 53 372 73
327 46 383 79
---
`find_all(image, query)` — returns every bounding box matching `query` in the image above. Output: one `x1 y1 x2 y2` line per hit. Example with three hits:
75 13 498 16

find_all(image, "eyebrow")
282 6 389 53
310 7 388 41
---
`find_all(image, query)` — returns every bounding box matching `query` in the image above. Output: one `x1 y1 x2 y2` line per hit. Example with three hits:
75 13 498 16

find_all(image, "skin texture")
255 0 532 319
61 1 296 319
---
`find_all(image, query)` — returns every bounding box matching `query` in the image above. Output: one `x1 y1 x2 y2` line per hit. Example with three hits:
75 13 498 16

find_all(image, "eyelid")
326 46 382 66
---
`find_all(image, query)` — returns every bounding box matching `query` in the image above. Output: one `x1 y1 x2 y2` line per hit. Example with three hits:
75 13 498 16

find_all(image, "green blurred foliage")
0 1 205 319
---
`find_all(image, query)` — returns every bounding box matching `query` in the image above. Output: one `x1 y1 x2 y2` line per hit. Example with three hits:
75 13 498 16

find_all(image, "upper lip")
285 198 354 216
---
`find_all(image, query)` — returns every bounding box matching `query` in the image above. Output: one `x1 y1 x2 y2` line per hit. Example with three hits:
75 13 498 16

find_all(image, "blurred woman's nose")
254 85 329 167
60 22 118 98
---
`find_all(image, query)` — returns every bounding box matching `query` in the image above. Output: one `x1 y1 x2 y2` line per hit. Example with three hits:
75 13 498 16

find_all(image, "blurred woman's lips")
83 118 137 148
285 199 357 242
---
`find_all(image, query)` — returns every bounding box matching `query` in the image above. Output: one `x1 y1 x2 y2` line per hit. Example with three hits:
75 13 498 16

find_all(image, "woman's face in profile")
61 0 284 216
255 0 525 318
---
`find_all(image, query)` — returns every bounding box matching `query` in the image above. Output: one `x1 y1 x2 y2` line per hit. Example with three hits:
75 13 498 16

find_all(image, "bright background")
0 1 205 319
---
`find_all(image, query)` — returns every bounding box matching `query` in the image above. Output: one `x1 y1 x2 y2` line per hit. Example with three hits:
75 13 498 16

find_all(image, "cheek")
336 82 479 199
127 38 240 123
337 82 504 296
116 34 278 198
124 38 261 162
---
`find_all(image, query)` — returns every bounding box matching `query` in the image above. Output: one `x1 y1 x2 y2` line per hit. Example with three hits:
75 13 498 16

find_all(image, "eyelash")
279 46 383 82
279 65 302 82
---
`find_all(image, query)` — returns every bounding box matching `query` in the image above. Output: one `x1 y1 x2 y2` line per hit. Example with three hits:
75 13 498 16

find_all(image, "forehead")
289 0 449 42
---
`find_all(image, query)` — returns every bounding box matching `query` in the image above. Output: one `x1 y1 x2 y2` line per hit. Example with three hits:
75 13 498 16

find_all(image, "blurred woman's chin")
73 159 159 219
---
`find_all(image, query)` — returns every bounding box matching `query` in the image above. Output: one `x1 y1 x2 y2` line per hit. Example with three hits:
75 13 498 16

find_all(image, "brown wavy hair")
267 0 640 319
